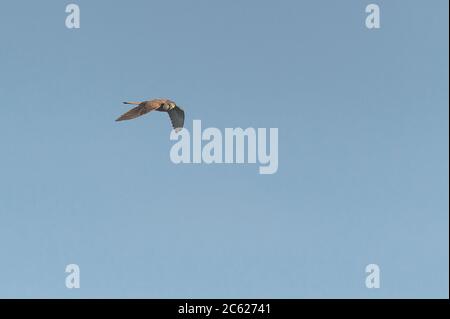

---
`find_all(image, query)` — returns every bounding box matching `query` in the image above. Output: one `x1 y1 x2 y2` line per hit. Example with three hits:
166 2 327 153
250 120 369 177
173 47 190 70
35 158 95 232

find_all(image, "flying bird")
116 98 185 131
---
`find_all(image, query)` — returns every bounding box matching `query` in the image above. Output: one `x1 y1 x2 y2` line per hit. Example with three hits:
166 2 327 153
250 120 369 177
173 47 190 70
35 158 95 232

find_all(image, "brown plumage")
116 98 185 131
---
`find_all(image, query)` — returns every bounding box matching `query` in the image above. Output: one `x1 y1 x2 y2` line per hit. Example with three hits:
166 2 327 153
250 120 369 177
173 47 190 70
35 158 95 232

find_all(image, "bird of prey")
116 98 185 131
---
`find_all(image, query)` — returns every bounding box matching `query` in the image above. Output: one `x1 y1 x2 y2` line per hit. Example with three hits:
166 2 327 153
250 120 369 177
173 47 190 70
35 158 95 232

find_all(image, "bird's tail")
123 101 141 105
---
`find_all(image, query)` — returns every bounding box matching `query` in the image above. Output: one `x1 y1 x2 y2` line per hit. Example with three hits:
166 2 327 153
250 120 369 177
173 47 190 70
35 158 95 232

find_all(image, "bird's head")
168 101 176 110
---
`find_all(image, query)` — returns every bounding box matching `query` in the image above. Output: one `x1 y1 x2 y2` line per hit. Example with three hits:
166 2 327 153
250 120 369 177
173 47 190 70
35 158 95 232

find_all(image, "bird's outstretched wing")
116 103 153 121
168 106 185 131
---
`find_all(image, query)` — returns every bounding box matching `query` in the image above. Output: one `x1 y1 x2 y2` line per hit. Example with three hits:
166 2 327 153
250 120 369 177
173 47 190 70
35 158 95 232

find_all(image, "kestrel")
116 98 185 131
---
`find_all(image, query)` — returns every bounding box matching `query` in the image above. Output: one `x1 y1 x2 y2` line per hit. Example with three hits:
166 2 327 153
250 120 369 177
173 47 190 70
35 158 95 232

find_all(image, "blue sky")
0 0 448 298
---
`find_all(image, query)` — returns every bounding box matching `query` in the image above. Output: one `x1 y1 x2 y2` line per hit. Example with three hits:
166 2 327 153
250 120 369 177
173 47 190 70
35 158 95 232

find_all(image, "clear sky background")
0 0 448 298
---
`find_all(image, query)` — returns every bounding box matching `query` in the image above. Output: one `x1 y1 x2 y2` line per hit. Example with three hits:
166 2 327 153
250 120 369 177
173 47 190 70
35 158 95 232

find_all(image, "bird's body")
116 98 185 131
